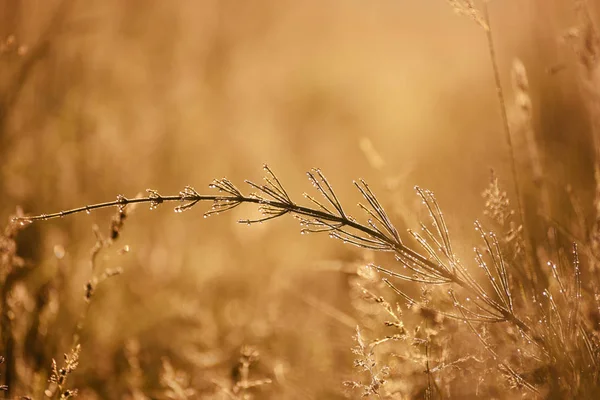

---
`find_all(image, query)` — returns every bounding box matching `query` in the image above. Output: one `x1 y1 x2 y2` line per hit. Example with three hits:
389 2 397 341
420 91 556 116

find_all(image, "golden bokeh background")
1 0 599 398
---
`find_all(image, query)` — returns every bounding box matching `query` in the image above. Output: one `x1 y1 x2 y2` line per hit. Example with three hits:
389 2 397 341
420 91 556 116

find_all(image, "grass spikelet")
47 345 80 399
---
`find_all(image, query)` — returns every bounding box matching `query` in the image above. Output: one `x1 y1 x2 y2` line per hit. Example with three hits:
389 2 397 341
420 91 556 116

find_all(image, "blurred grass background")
1 0 599 398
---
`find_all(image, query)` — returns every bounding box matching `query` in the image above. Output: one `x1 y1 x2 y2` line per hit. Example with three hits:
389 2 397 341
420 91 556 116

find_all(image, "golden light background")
1 0 598 398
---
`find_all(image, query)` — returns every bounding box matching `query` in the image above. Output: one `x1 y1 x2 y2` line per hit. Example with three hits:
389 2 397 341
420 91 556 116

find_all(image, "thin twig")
15 165 540 346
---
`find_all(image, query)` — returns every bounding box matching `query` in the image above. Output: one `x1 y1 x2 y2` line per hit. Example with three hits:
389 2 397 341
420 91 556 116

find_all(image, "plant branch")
13 165 541 347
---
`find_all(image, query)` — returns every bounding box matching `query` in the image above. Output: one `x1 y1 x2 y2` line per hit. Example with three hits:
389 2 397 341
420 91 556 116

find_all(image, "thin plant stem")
482 3 541 289
482 2 525 231
14 167 538 344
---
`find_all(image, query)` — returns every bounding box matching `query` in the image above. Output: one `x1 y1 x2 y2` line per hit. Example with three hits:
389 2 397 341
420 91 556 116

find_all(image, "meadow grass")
2 0 600 399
